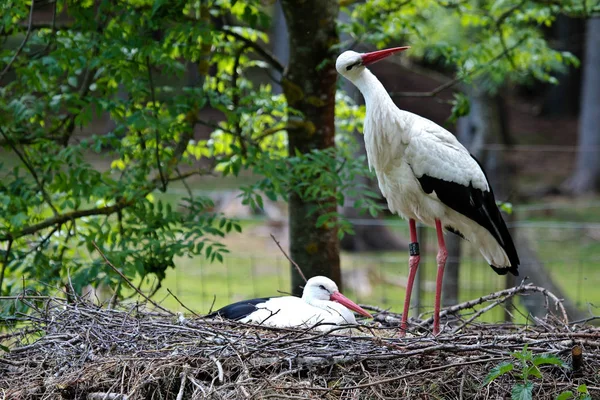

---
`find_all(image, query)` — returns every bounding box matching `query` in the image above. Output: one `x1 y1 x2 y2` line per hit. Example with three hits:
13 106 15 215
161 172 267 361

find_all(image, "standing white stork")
335 47 520 336
208 276 373 332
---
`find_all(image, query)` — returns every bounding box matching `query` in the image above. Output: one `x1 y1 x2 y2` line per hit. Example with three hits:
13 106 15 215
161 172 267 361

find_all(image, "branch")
275 357 506 392
0 240 13 294
221 28 285 73
0 201 131 242
416 283 569 328
0 128 59 216
0 0 35 81
270 234 307 283
92 241 173 315
146 56 167 191
0 167 213 242
253 125 289 142
390 36 528 98
166 288 200 317
232 44 250 157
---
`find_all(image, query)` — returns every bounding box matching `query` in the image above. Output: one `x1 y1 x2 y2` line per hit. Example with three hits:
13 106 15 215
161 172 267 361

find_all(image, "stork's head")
302 276 372 318
336 47 410 80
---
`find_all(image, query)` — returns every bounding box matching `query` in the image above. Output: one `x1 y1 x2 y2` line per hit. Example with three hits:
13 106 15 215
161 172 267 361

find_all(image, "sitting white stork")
208 276 373 332
335 47 520 336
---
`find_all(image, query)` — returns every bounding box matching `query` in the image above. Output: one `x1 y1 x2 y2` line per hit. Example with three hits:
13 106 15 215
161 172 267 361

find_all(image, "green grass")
147 201 600 325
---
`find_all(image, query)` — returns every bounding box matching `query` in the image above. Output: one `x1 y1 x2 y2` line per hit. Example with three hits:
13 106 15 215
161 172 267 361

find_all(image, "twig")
0 0 35 81
146 56 167 192
0 295 66 301
276 357 506 391
0 128 59 216
208 294 217 314
452 294 512 333
210 356 224 383
390 36 528 98
0 239 13 294
175 367 188 400
232 44 250 157
0 167 213 242
417 283 568 328
270 234 307 283
87 393 127 400
92 241 173 315
221 27 285 73
166 288 200 317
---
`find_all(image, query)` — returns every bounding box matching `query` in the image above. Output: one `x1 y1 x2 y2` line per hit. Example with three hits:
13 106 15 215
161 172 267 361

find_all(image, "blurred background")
1 0 599 325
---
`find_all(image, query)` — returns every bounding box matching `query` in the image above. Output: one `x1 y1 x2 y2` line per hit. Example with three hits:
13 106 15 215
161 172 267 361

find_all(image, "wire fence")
161 214 600 324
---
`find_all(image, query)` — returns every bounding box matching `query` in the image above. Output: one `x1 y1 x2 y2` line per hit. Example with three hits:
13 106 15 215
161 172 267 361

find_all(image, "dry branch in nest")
0 285 599 399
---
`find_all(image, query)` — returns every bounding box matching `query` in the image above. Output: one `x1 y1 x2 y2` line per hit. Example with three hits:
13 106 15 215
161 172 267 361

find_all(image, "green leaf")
448 92 470 123
0 344 10 353
577 384 590 395
512 345 533 362
484 361 514 385
511 382 533 400
497 201 513 214
533 354 565 368
555 391 573 400
255 194 264 210
523 365 541 379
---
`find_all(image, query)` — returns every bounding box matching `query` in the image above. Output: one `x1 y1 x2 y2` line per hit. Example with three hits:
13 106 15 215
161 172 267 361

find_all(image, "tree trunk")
280 0 341 295
542 15 583 116
270 1 288 95
564 18 600 194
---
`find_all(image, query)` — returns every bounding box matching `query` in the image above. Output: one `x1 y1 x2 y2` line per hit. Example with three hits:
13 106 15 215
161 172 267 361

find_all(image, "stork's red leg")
400 219 420 336
433 219 448 335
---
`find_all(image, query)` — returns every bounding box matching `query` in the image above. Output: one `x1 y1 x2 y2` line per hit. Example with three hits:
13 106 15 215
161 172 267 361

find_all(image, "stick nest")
1 284 599 399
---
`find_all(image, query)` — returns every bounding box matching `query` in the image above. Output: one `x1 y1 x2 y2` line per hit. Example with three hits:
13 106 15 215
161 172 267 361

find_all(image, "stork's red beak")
361 46 410 66
330 291 373 318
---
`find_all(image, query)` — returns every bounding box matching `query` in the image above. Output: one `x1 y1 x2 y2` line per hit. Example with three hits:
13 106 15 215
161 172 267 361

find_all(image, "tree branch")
0 167 213 242
146 56 167 191
92 241 173 315
390 36 528 98
221 28 285 73
0 240 13 294
232 44 250 157
0 0 35 81
0 128 59 217
270 234 307 283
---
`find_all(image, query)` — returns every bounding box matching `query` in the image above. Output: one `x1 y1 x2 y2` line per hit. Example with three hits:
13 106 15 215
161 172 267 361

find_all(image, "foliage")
339 0 596 120
556 385 592 400
484 345 568 400
2 0 599 305
0 0 374 303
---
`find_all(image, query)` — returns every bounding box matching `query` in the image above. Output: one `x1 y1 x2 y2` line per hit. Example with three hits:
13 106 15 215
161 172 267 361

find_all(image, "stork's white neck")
350 68 411 136
352 69 393 105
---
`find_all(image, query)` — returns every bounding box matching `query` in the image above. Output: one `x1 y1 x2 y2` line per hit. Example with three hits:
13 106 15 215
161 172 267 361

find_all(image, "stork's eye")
319 284 327 291
346 61 361 71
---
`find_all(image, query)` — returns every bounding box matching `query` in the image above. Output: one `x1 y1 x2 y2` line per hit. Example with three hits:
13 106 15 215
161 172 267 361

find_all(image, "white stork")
335 47 520 336
209 276 373 332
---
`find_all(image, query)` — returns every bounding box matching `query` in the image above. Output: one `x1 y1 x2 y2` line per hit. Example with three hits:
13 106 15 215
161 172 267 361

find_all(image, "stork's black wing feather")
416 155 519 276
206 297 275 320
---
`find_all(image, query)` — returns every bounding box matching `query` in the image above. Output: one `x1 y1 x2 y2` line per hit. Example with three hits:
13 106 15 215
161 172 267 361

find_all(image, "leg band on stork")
400 219 420 336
